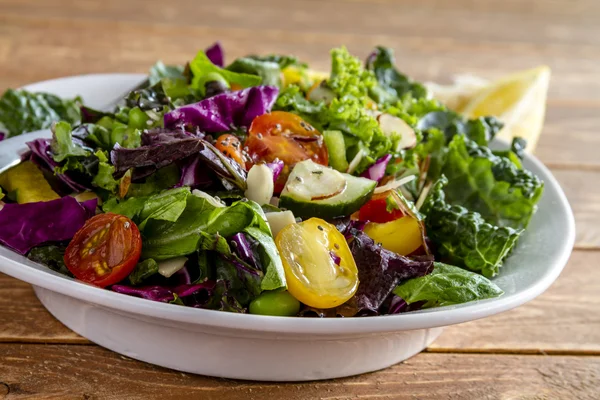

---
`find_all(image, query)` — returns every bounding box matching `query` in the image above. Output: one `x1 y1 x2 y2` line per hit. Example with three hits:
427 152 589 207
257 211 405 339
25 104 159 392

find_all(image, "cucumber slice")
323 130 349 172
279 160 376 219
284 160 347 201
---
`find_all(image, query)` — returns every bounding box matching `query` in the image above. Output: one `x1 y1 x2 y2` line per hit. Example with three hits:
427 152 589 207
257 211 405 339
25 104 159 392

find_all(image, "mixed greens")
0 43 544 317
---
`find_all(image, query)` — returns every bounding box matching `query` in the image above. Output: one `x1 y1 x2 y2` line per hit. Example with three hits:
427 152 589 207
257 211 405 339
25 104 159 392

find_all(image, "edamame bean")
249 290 301 316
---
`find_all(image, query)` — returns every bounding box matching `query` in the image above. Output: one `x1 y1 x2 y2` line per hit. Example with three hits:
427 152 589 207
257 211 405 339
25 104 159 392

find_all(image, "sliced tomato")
245 111 328 192
357 192 405 223
65 213 142 288
215 133 245 169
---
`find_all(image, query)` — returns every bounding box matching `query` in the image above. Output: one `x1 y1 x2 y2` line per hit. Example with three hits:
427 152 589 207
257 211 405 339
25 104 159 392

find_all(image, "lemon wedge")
427 67 551 152
461 66 551 151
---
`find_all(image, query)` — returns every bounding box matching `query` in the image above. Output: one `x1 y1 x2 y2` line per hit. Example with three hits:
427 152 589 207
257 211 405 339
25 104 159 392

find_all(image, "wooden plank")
1 250 598 352
431 250 600 352
0 11 600 103
0 274 85 344
0 344 598 399
2 0 599 47
0 18 599 167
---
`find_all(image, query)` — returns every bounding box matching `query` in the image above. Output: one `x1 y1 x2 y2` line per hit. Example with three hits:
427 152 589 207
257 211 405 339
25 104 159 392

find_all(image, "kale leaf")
422 176 522 278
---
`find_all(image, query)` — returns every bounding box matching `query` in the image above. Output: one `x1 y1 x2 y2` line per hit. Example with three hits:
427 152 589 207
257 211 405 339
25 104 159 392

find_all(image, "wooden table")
1 0 599 398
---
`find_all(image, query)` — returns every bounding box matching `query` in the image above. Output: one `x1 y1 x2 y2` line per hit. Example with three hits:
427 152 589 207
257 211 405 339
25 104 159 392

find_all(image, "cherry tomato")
276 218 358 309
65 213 142 288
245 111 328 191
215 134 245 169
358 192 405 223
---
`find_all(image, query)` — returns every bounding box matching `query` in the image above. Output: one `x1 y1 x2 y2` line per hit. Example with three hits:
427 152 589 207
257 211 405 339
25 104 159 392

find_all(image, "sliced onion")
360 154 392 182
373 174 417 194
346 149 364 174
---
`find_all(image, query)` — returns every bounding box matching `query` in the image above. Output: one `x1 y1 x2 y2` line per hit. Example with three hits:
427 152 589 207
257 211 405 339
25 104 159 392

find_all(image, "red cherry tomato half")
65 213 142 288
358 192 405 224
245 111 328 191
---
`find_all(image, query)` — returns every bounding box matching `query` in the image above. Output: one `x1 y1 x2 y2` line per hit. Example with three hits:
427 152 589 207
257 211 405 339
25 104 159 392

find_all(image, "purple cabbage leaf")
0 197 97 255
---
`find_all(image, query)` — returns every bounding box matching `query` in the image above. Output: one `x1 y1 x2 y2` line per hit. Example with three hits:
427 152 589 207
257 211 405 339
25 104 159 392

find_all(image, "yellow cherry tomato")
275 218 359 309
363 216 423 256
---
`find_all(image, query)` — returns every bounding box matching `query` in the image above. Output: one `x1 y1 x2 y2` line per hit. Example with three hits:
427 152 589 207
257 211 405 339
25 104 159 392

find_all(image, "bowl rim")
0 74 576 335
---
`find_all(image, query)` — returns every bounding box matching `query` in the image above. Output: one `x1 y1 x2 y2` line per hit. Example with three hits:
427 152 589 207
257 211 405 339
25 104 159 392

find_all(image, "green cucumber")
323 130 349 172
279 160 376 219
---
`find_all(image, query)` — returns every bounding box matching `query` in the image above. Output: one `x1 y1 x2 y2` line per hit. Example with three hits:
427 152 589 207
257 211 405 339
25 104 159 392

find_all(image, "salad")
0 43 544 317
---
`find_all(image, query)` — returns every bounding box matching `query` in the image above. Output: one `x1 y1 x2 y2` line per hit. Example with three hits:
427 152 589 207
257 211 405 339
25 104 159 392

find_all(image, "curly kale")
422 176 522 278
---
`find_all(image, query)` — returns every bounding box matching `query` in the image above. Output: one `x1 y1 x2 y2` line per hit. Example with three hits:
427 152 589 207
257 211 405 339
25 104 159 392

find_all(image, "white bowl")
0 75 575 381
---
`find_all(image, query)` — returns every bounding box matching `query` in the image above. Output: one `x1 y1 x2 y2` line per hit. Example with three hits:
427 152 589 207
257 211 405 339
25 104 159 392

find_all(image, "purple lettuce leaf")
110 136 206 180
163 86 278 133
26 138 90 193
0 132 5 141
0 197 97 255
205 42 225 68
348 230 434 314
111 279 244 312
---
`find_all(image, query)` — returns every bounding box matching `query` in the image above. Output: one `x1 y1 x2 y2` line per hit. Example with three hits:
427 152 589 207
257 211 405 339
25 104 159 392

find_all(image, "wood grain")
1 250 598 352
0 0 599 397
0 344 598 399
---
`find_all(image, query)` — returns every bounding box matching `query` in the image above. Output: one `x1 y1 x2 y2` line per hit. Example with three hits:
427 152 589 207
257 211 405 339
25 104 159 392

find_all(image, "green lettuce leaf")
102 196 149 219
422 176 522 278
0 89 81 138
328 46 376 100
141 194 286 291
190 51 262 92
393 262 504 308
91 150 119 192
51 121 91 162
442 135 544 229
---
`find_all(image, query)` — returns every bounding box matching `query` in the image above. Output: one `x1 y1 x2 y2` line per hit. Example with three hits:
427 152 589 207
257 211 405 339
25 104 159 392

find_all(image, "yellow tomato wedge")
0 161 59 204
275 218 358 309
363 216 422 256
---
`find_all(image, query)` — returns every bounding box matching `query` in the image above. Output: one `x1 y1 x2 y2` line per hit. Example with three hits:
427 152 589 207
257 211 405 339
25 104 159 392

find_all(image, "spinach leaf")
149 61 185 85
0 89 81 138
422 176 521 278
138 187 190 229
365 46 427 103
393 262 504 308
27 244 71 276
125 164 180 198
128 259 159 285
442 135 544 229
226 57 282 87
102 196 149 219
